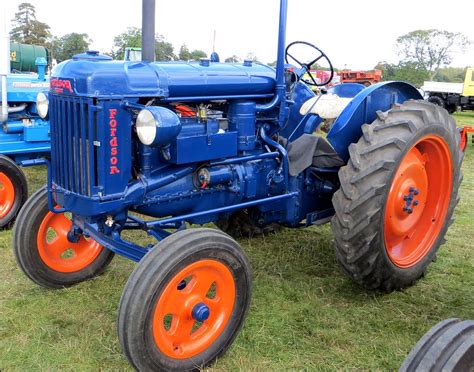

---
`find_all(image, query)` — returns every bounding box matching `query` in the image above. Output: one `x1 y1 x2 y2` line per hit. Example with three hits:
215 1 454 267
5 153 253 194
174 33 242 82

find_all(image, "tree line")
10 3 471 86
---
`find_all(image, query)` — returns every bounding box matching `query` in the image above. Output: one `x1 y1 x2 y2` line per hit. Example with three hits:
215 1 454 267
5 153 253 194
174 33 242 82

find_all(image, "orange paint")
152 259 235 359
384 135 453 268
0 172 15 219
37 211 103 272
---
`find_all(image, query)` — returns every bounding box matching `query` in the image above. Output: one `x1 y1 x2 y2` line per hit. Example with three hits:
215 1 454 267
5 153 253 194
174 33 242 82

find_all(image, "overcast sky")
4 0 474 70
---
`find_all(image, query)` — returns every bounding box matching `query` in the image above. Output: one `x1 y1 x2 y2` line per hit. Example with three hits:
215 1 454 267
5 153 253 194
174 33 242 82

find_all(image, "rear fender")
327 81 422 161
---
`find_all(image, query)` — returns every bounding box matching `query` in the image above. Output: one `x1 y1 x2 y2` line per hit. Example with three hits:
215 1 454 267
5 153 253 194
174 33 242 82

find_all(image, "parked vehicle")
0 37 50 229
13 0 463 369
422 68 474 113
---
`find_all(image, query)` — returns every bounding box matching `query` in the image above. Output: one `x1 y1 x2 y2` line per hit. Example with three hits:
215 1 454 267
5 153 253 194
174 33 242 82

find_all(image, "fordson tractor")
13 0 463 370
0 32 50 228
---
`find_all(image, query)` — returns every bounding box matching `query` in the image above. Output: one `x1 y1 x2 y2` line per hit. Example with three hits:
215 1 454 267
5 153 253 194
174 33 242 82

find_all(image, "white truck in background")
422 67 474 114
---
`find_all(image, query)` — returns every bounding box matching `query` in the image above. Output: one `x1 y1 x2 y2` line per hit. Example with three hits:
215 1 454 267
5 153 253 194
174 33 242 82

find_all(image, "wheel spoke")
171 317 195 343
308 53 324 68
286 52 302 67
161 286 188 315
189 273 215 298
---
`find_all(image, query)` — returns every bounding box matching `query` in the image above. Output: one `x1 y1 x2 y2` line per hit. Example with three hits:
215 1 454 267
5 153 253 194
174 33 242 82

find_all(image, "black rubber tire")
428 96 446 108
332 100 463 291
13 187 114 289
118 228 252 371
215 209 281 238
0 155 27 229
446 104 457 114
428 96 445 108
400 318 474 372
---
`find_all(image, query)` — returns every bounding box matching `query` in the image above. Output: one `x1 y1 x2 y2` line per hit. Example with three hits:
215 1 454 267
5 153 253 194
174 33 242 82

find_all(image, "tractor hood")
51 51 277 100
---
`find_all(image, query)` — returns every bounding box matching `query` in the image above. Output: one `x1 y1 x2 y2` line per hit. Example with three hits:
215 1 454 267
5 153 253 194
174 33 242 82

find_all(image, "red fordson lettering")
109 109 120 175
50 78 73 93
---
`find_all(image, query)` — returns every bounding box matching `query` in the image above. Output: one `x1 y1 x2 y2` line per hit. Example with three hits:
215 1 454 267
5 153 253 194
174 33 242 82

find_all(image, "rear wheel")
400 318 474 371
215 209 281 238
332 100 463 291
118 228 252 371
0 155 27 229
13 187 114 288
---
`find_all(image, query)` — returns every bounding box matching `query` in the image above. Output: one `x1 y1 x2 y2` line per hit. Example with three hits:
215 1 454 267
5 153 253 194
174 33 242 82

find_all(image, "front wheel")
118 228 252 371
332 100 463 291
13 187 114 288
0 155 27 229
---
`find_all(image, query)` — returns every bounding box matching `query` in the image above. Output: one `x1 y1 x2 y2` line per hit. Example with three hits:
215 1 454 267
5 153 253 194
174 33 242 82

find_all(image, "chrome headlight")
136 109 157 145
135 107 181 146
36 92 49 119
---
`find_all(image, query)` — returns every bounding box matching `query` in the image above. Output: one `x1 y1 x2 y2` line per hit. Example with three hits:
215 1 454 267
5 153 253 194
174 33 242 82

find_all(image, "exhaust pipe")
0 5 10 123
142 0 156 62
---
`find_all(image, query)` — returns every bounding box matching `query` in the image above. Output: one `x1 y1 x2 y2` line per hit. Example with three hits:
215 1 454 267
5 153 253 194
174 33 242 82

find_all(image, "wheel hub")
0 172 15 219
384 136 453 268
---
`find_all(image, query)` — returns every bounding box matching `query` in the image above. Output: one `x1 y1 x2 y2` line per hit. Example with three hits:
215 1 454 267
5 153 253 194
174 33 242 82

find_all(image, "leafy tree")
189 50 207 60
435 67 467 83
178 44 191 60
396 29 470 80
111 27 175 61
225 55 239 63
10 2 50 46
53 33 91 63
178 45 207 61
376 61 429 87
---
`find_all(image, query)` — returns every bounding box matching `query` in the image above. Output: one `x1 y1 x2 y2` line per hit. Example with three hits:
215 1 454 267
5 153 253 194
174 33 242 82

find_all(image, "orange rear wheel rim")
153 259 235 359
384 135 453 268
37 212 103 272
0 172 15 219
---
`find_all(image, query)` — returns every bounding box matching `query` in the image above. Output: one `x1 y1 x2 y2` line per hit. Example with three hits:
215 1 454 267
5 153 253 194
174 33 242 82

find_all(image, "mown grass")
0 113 473 370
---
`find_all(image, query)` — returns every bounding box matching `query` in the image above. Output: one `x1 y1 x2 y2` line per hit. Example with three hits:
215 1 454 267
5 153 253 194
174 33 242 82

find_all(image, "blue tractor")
0 41 50 229
13 0 463 369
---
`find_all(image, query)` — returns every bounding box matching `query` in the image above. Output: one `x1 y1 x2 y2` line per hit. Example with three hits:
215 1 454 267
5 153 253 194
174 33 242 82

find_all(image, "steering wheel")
285 41 334 86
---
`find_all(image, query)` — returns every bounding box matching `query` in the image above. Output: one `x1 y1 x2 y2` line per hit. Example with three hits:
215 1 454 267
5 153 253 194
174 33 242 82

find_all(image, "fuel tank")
52 51 276 99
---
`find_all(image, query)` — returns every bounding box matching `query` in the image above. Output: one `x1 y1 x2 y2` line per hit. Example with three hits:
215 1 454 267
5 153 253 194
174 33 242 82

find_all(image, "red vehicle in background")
338 69 382 86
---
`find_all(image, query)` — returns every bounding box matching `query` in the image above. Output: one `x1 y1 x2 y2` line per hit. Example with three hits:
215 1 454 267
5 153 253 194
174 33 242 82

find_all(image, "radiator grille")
50 95 97 196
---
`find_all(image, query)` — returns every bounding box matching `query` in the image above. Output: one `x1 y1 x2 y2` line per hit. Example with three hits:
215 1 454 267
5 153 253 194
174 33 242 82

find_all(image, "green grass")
1 113 473 370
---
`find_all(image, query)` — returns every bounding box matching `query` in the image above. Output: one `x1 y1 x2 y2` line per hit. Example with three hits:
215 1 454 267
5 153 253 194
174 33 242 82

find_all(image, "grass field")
0 113 473 370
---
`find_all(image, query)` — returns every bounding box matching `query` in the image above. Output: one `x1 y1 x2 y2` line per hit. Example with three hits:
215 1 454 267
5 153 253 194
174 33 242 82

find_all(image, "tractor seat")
300 94 352 120
287 134 344 176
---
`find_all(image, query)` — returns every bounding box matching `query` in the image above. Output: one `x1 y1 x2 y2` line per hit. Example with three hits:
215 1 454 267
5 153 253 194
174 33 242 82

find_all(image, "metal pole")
0 4 10 123
141 0 156 62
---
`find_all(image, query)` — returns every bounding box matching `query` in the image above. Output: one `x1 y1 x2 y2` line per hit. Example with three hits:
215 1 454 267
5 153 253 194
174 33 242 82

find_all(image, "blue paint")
43 0 427 264
192 303 210 322
0 58 51 164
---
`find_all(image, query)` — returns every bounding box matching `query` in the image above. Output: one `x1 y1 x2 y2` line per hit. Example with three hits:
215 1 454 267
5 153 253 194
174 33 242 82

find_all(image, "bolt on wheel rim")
153 259 235 359
37 211 103 272
0 172 15 219
384 135 453 268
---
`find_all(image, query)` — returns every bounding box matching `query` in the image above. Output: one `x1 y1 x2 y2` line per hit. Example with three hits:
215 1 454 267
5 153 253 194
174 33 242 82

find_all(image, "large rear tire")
13 187 114 289
332 100 463 291
400 318 474 371
118 228 252 371
0 155 27 229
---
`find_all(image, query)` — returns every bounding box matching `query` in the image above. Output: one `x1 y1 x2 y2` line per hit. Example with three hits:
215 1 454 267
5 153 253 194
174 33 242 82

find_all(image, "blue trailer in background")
0 42 50 229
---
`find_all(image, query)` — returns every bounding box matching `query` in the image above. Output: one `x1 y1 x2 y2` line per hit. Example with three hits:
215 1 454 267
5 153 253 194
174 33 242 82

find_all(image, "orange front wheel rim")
153 259 236 359
37 212 103 272
384 135 453 268
0 172 16 219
